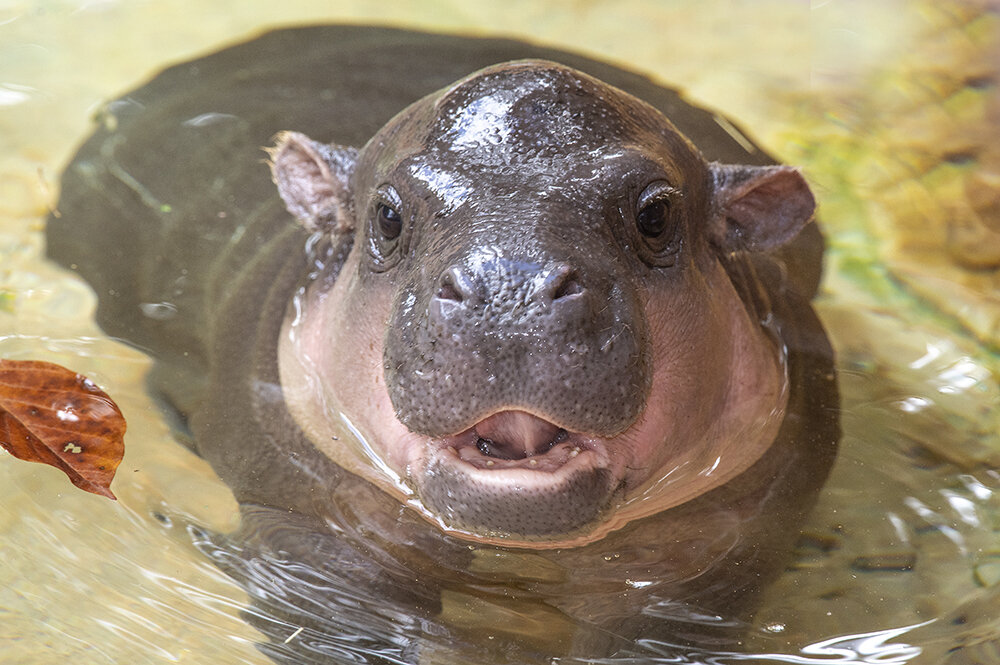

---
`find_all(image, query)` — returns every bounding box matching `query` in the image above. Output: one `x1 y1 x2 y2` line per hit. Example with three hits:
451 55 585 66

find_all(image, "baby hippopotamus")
48 26 838 662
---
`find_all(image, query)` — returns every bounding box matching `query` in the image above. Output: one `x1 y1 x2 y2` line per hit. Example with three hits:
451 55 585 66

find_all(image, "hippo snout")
385 249 650 440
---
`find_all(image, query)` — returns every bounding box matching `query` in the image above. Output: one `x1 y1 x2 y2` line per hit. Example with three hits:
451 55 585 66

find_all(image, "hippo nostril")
540 264 584 303
553 275 583 300
437 281 462 303
438 266 479 304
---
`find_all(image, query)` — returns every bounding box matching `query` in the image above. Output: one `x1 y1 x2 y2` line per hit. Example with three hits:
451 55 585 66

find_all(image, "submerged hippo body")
48 26 838 664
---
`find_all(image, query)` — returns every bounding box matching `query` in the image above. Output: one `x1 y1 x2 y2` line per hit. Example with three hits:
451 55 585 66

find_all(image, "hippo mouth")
475 410 566 459
446 410 591 470
412 410 622 539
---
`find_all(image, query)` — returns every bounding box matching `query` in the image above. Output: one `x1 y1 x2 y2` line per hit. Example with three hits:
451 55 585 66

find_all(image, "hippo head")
269 61 815 546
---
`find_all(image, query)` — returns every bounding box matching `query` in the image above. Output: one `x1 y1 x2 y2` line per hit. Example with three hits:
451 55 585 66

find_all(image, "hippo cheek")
278 251 416 488
612 262 789 515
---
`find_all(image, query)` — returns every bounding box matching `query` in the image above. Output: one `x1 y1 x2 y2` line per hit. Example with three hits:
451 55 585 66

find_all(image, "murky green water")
1 1 998 663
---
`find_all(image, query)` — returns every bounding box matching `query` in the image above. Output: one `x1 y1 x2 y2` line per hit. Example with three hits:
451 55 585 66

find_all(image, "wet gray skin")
47 26 838 664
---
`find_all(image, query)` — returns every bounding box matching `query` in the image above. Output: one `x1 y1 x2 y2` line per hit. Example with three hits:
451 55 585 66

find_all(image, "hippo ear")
268 131 358 234
707 163 816 253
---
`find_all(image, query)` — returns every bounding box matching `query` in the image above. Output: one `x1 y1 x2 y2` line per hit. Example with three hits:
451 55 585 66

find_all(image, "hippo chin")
271 61 808 543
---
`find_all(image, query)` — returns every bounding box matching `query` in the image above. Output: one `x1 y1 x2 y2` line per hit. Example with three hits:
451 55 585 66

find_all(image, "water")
1 1 998 663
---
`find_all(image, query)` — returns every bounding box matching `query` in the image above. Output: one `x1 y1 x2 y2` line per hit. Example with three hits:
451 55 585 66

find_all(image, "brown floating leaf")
0 359 125 499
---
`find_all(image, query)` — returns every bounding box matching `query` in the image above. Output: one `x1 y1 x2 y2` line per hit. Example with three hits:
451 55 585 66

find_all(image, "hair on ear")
267 131 358 234
708 163 816 254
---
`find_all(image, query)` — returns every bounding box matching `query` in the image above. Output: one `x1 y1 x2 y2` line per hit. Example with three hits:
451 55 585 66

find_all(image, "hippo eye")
376 203 402 240
367 185 406 270
633 181 681 266
636 199 671 238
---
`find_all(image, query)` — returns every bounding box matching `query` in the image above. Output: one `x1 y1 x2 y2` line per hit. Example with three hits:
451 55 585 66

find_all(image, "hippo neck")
193 228 353 512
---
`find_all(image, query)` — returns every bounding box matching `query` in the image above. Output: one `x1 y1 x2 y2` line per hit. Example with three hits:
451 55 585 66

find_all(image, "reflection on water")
1 0 998 664
616 621 933 665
